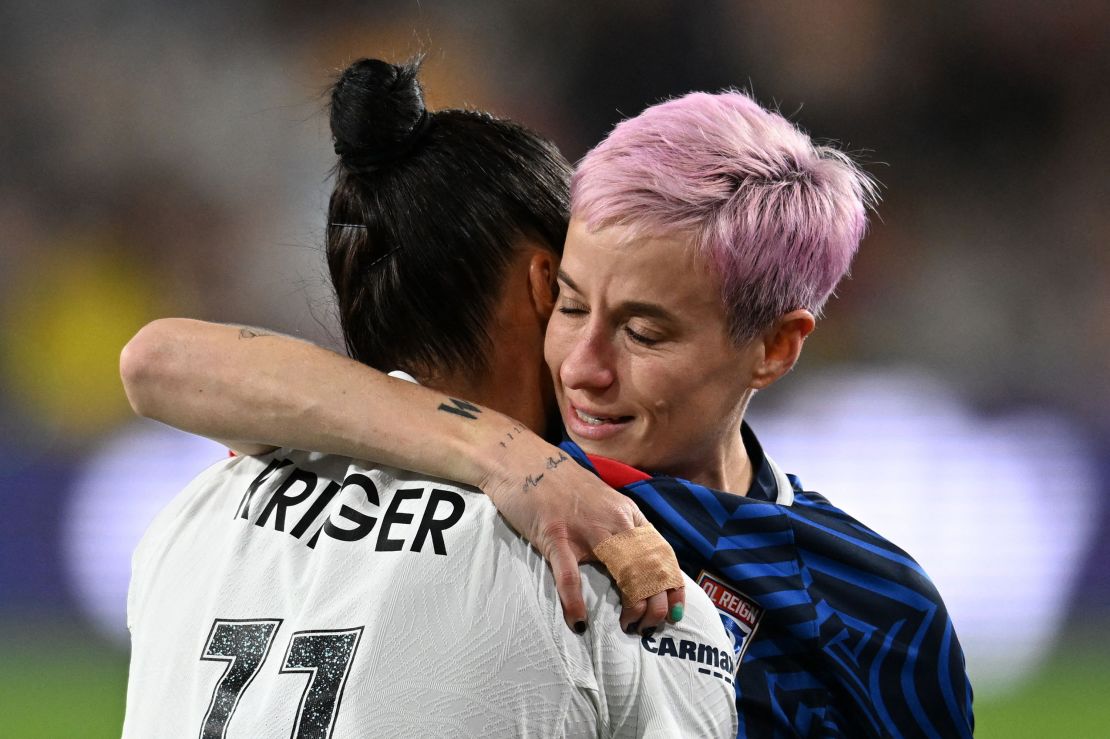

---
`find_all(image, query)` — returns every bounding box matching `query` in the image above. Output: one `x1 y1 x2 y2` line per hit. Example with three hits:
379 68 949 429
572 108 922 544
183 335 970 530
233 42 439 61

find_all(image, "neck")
671 397 754 495
426 366 548 436
689 438 752 494
418 245 556 436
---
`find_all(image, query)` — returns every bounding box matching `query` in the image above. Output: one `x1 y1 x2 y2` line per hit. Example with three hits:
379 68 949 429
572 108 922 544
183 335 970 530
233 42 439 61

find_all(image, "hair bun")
330 58 431 170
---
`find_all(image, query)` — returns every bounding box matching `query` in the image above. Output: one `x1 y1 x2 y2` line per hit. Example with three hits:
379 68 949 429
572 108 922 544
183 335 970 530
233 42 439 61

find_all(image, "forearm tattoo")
521 452 569 494
545 452 569 470
238 327 269 340
434 400 569 494
437 397 482 420
498 422 525 449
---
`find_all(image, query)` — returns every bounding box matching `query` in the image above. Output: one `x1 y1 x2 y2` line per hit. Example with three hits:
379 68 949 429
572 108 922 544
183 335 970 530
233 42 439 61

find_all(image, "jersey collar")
563 421 794 506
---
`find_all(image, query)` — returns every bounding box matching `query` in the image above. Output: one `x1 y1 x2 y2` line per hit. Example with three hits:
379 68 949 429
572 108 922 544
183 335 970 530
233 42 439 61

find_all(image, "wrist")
466 411 523 497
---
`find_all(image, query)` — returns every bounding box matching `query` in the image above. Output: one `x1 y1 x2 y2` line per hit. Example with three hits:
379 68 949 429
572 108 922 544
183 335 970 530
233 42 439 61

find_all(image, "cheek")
635 352 735 426
631 362 688 422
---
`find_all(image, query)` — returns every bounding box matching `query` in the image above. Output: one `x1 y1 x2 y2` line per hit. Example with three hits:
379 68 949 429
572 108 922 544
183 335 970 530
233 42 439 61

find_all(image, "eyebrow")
556 269 583 293
557 269 679 324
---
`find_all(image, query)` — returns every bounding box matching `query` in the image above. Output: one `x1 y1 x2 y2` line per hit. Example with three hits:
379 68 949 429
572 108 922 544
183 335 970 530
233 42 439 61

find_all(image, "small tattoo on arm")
521 473 545 493
496 423 525 446
510 436 563 494
545 452 569 470
238 328 268 340
437 397 482 420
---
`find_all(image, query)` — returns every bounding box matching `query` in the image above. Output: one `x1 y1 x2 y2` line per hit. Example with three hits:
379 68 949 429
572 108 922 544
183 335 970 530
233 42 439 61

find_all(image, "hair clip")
329 223 368 229
368 246 401 268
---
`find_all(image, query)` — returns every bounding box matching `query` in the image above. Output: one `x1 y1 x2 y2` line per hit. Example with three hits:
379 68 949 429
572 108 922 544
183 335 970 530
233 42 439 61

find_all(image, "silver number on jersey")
199 619 282 739
280 628 364 739
197 619 363 738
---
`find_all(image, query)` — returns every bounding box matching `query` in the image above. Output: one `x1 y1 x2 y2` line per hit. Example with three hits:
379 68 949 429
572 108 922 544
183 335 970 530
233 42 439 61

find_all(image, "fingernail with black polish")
625 621 640 635
574 620 587 634
641 627 656 639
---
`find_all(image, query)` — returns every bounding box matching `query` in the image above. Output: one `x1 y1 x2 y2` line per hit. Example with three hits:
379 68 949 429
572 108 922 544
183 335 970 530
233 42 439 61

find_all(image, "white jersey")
124 449 737 738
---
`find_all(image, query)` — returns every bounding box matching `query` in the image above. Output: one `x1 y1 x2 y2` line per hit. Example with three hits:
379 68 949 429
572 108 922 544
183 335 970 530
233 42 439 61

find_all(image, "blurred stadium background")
2 1 1108 735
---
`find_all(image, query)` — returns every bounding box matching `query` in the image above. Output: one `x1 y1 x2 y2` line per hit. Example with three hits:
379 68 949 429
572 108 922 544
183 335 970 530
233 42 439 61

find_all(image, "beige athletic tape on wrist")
591 523 685 606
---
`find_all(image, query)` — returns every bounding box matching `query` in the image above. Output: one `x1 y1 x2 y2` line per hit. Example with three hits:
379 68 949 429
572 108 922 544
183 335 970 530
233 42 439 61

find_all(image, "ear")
749 309 816 389
527 249 559 321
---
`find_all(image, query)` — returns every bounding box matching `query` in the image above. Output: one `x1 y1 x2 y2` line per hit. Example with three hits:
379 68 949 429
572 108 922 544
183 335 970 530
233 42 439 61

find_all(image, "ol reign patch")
697 571 762 673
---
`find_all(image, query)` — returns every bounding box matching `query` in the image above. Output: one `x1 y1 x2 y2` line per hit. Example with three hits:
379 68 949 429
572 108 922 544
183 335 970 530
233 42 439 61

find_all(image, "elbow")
120 318 180 418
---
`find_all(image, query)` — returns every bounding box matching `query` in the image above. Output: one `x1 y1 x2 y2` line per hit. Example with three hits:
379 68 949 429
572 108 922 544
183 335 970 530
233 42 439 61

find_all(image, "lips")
565 402 633 440
574 407 627 425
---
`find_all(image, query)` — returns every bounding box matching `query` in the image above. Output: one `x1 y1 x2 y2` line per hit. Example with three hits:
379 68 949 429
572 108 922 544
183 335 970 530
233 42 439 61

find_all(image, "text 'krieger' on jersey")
234 457 465 553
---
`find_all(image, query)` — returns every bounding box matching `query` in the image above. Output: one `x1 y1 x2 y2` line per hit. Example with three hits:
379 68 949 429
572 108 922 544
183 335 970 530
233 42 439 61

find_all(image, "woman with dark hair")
121 57 734 738
128 57 687 634
125 62 973 736
325 59 569 390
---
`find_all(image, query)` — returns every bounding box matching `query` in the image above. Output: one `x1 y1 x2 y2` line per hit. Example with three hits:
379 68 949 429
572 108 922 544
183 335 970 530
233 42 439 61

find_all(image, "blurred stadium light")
61 421 229 644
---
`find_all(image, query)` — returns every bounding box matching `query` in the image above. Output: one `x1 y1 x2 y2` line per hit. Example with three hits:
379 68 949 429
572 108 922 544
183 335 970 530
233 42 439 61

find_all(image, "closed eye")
625 326 660 346
556 297 588 316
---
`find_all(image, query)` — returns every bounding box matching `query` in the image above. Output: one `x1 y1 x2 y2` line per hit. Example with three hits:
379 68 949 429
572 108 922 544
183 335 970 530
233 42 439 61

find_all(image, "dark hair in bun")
325 58 571 380
330 58 431 170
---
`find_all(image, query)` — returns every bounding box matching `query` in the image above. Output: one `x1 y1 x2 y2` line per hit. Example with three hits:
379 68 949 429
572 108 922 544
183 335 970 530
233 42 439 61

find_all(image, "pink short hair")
572 90 878 342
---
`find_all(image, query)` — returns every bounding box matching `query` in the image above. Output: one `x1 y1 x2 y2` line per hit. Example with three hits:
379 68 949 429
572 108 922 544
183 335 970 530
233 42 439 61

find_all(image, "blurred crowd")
1 0 1108 649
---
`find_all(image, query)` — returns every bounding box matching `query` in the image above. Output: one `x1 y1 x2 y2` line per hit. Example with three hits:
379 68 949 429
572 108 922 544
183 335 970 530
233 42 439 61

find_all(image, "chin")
575 436 634 467
571 435 608 456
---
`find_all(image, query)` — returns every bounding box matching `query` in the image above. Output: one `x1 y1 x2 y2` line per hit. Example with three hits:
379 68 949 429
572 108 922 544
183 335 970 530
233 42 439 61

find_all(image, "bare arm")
120 318 685 632
121 319 491 476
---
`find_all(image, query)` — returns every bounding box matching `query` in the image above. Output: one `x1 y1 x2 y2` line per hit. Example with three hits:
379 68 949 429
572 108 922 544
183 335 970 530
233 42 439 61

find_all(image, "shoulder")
135 453 243 552
786 484 973 734
577 569 738 738
787 485 935 584
780 480 959 648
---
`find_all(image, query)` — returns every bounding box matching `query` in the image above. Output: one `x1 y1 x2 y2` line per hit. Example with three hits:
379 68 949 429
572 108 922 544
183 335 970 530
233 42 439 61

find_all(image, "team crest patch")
697 571 762 673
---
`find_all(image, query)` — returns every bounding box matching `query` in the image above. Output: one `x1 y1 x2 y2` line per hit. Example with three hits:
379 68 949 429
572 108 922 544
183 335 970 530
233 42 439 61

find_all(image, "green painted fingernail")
669 603 684 622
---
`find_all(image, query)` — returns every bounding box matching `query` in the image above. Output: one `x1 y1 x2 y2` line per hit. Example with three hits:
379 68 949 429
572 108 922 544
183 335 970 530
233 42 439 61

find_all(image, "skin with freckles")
546 218 766 494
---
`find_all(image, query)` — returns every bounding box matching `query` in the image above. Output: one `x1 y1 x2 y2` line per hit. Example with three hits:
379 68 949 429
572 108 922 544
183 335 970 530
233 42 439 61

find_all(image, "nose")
559 322 617 393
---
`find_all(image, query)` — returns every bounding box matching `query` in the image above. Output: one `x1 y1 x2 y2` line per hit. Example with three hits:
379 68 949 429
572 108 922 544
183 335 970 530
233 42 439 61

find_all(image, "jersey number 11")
198 618 363 739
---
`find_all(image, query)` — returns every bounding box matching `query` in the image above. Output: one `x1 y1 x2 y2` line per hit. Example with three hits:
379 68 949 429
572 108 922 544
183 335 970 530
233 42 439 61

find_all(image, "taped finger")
591 523 684 607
